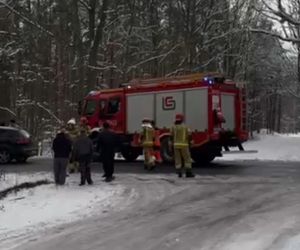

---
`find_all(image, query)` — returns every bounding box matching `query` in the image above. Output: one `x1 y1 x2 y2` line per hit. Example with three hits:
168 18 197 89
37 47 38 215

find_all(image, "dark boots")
185 169 195 178
176 169 194 178
176 170 183 178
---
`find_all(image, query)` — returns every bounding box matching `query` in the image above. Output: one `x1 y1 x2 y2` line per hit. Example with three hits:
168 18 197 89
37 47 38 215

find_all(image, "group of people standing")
52 112 194 186
52 117 118 185
140 113 195 178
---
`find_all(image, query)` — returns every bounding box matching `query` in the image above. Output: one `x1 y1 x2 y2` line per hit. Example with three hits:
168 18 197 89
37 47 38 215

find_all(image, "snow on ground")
0 172 136 243
220 131 300 162
0 172 50 191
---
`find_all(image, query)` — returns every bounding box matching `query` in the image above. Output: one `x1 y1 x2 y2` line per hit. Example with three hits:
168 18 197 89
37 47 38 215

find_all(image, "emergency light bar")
203 76 225 85
203 76 214 85
88 90 100 96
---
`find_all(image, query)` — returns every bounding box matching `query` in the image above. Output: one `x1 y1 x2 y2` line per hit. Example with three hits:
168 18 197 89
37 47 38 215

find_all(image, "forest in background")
0 0 300 139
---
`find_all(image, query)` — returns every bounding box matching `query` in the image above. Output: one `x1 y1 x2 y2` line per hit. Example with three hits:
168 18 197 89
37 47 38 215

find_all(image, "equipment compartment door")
221 93 235 130
126 93 155 133
155 91 183 129
185 88 208 131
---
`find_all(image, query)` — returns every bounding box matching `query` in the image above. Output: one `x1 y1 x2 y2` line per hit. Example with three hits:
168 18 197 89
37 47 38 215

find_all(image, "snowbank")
220 132 300 161
0 172 132 243
0 172 50 192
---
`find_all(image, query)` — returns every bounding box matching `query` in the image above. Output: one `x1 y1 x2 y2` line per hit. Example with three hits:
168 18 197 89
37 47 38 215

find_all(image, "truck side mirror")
78 101 82 115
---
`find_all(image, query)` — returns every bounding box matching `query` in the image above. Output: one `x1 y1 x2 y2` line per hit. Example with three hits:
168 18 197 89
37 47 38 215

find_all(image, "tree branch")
79 0 91 11
0 0 54 37
250 28 300 43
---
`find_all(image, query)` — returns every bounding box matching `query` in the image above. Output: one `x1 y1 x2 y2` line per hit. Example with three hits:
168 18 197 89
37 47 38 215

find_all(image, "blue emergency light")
203 76 214 85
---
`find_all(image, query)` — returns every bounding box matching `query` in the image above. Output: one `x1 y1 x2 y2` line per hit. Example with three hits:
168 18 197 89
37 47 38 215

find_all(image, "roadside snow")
220 132 300 162
0 172 50 191
0 173 133 244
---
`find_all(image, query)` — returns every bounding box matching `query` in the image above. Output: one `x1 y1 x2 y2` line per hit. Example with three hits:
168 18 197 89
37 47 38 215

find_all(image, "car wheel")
0 149 11 164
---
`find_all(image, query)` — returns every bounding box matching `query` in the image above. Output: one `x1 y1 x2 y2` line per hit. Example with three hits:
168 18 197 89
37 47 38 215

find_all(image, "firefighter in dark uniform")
96 121 119 182
170 113 195 178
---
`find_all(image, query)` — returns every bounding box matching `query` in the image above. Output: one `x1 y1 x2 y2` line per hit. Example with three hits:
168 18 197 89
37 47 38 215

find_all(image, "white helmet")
67 118 76 125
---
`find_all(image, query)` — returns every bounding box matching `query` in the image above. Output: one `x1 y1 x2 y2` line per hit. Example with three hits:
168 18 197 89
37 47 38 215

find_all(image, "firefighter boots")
185 169 195 178
176 170 183 178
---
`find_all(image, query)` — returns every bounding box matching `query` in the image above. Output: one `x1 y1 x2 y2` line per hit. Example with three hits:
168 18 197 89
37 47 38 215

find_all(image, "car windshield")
83 100 97 116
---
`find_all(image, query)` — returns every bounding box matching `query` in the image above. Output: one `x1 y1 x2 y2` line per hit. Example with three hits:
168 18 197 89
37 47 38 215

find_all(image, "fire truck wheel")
121 148 140 162
191 151 215 166
160 137 174 164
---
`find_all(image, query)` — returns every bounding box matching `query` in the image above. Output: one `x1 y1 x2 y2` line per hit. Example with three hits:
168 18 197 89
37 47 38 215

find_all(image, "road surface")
2 158 300 250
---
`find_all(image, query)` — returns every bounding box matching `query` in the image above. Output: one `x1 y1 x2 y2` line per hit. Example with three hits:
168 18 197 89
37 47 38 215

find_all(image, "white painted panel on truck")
221 94 235 130
185 88 208 131
126 94 154 133
155 91 183 128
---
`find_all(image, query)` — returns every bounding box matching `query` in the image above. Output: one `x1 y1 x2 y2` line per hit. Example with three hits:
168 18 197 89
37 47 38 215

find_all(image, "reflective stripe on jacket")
171 124 189 148
141 127 154 147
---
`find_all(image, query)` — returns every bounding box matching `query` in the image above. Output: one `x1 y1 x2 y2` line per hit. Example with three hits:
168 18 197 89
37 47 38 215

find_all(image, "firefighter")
66 118 79 174
170 113 195 178
79 117 91 135
151 120 162 164
66 118 79 141
140 118 156 170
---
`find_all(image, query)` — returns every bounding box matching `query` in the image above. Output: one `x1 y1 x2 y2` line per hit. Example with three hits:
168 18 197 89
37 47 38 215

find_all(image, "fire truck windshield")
83 99 97 116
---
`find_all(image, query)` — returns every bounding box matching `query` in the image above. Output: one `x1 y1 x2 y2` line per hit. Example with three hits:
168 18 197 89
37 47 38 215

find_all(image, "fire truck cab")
79 73 248 164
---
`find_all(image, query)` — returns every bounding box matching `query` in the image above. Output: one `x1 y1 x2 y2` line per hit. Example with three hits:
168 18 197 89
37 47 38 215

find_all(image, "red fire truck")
78 73 248 164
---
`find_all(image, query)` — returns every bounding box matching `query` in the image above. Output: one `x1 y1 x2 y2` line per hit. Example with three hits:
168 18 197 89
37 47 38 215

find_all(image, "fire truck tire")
191 150 215 166
121 148 140 162
160 137 174 164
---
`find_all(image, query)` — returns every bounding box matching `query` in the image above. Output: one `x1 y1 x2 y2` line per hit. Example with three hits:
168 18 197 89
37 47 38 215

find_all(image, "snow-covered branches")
0 0 54 37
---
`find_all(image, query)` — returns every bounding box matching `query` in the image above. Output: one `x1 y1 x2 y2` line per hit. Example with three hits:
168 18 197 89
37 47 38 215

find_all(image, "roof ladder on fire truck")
241 86 247 135
236 86 247 151
222 84 257 155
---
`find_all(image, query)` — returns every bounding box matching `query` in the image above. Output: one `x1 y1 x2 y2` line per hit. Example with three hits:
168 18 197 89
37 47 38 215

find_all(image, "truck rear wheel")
121 147 140 162
160 137 174 164
191 149 215 166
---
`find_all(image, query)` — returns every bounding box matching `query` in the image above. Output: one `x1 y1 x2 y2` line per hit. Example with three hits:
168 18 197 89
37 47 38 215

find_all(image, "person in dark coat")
52 128 72 185
97 122 119 182
73 129 94 186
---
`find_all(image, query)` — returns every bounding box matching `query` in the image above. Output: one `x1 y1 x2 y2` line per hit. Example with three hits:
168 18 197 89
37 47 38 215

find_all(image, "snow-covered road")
0 173 136 250
3 132 300 249
3 166 300 250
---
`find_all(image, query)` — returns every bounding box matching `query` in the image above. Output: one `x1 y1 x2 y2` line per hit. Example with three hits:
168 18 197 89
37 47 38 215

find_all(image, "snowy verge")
0 172 135 246
219 132 300 162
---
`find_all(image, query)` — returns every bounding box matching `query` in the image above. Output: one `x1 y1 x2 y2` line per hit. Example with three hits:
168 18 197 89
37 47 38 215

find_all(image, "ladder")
128 72 224 86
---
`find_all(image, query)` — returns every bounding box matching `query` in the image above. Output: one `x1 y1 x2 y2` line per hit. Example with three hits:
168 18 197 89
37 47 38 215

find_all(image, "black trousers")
53 158 68 185
78 155 92 184
102 154 115 178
